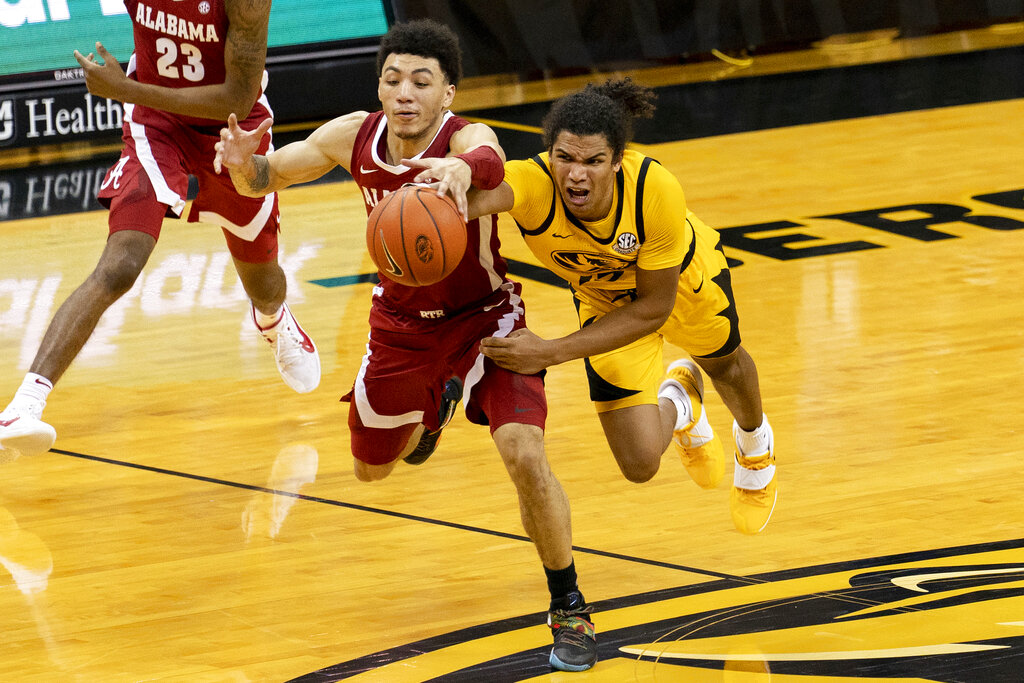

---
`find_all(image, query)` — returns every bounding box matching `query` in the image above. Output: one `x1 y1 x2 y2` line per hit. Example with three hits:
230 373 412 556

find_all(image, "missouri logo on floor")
291 539 1024 681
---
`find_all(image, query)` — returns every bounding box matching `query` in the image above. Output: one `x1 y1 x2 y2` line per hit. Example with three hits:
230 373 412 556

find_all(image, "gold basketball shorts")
576 222 740 413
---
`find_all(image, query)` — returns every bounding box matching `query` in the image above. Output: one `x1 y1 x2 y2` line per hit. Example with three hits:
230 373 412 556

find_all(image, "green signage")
0 0 389 78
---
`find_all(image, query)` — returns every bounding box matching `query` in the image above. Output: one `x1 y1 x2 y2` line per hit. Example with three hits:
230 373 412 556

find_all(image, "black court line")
310 258 570 290
51 447 746 583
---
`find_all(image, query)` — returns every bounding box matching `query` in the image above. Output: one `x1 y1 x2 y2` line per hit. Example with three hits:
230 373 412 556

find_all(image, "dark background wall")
392 1 1024 79
2 1 1022 152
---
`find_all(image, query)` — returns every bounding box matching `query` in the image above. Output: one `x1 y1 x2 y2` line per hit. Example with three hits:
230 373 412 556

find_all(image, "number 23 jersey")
124 0 254 128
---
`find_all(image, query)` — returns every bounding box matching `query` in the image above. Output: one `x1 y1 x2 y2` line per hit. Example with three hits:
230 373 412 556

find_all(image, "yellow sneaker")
730 421 777 534
663 359 724 489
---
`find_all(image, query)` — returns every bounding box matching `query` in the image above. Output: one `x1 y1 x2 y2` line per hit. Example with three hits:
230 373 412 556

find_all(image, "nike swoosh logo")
360 166 379 174
0 417 20 427
380 239 403 277
551 233 573 239
34 378 52 388
293 324 316 353
692 277 704 294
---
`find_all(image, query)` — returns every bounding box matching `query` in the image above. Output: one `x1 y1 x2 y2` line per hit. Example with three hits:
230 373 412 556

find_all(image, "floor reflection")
241 443 319 541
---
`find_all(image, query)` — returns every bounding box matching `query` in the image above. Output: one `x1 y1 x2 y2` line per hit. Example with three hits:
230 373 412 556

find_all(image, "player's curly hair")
376 19 464 86
541 78 656 159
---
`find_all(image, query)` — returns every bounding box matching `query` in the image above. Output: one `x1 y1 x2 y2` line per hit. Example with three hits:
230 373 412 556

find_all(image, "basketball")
366 185 467 287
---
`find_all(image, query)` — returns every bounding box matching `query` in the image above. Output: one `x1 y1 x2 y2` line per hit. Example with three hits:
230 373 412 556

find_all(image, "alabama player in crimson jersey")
0 0 320 460
215 19 599 673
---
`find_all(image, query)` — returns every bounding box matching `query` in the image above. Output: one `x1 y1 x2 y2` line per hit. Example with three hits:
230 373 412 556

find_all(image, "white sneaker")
0 401 56 458
253 303 321 393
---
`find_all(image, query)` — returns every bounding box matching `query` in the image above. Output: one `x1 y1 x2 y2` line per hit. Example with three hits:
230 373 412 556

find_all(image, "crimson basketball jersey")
124 0 259 127
351 110 512 319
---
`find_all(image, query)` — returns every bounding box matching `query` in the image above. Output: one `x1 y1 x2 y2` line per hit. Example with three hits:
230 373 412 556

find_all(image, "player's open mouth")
566 187 589 204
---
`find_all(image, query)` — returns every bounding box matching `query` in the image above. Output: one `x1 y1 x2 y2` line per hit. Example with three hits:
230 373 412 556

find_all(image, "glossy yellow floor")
2 41 1024 682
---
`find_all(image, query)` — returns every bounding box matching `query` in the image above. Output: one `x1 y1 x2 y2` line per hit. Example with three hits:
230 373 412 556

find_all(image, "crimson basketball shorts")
97 102 280 263
343 282 547 465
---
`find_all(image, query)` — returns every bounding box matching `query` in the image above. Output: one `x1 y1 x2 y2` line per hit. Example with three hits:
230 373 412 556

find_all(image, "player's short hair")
376 19 464 86
541 78 657 160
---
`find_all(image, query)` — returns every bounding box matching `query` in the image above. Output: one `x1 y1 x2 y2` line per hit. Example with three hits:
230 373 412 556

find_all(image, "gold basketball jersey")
504 150 697 311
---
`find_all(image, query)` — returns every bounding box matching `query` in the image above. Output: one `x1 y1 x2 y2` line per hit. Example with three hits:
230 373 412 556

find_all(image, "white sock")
734 414 772 458
253 304 285 338
657 380 693 432
19 373 52 402
7 373 53 413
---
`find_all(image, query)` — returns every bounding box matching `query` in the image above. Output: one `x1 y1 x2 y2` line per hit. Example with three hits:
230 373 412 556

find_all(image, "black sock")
545 561 581 610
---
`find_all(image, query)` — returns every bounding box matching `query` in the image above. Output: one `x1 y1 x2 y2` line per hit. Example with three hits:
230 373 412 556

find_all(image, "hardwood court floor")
2 28 1024 682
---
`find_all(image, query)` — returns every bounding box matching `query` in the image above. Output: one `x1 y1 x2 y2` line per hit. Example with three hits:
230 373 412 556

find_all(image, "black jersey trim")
634 157 655 244
680 218 697 273
516 155 558 237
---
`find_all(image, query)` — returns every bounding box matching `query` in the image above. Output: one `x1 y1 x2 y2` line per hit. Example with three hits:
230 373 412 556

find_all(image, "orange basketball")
366 185 467 287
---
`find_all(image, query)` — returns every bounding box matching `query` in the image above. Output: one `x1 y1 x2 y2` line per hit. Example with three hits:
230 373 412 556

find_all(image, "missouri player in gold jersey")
459 79 776 535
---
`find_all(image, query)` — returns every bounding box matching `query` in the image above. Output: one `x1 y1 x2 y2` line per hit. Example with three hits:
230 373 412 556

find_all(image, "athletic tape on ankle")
657 381 693 431
733 463 775 490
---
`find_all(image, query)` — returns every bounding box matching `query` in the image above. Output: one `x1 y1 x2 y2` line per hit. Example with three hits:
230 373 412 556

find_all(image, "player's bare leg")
492 423 573 569
492 422 595 672
34 231 156 384
1 230 154 458
692 347 763 431
598 404 670 483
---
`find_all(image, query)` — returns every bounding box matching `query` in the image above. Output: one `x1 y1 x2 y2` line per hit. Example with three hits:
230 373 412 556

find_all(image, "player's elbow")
635 300 673 336
228 94 258 121
221 81 261 121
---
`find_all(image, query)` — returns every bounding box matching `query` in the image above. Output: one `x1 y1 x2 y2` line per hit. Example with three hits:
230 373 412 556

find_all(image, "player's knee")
236 261 285 306
494 425 549 484
503 449 551 490
616 452 660 483
700 346 754 386
90 260 142 300
353 458 394 482
349 423 410 481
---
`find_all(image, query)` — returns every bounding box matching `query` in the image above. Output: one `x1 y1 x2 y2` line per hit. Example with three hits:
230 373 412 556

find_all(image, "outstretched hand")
74 42 127 101
214 113 273 174
402 156 472 221
479 328 556 376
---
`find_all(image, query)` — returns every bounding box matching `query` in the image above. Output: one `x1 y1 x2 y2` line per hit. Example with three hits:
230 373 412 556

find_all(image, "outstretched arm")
215 111 367 196
465 182 515 220
74 0 271 121
480 263 681 375
403 122 506 220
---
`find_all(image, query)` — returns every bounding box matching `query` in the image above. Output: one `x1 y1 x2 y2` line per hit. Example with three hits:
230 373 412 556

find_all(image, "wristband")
456 146 504 190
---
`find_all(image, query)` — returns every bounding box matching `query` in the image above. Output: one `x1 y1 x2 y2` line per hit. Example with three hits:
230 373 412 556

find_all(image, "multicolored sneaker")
404 377 463 465
661 359 724 489
253 303 321 394
0 401 56 459
730 420 777 535
548 591 598 672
